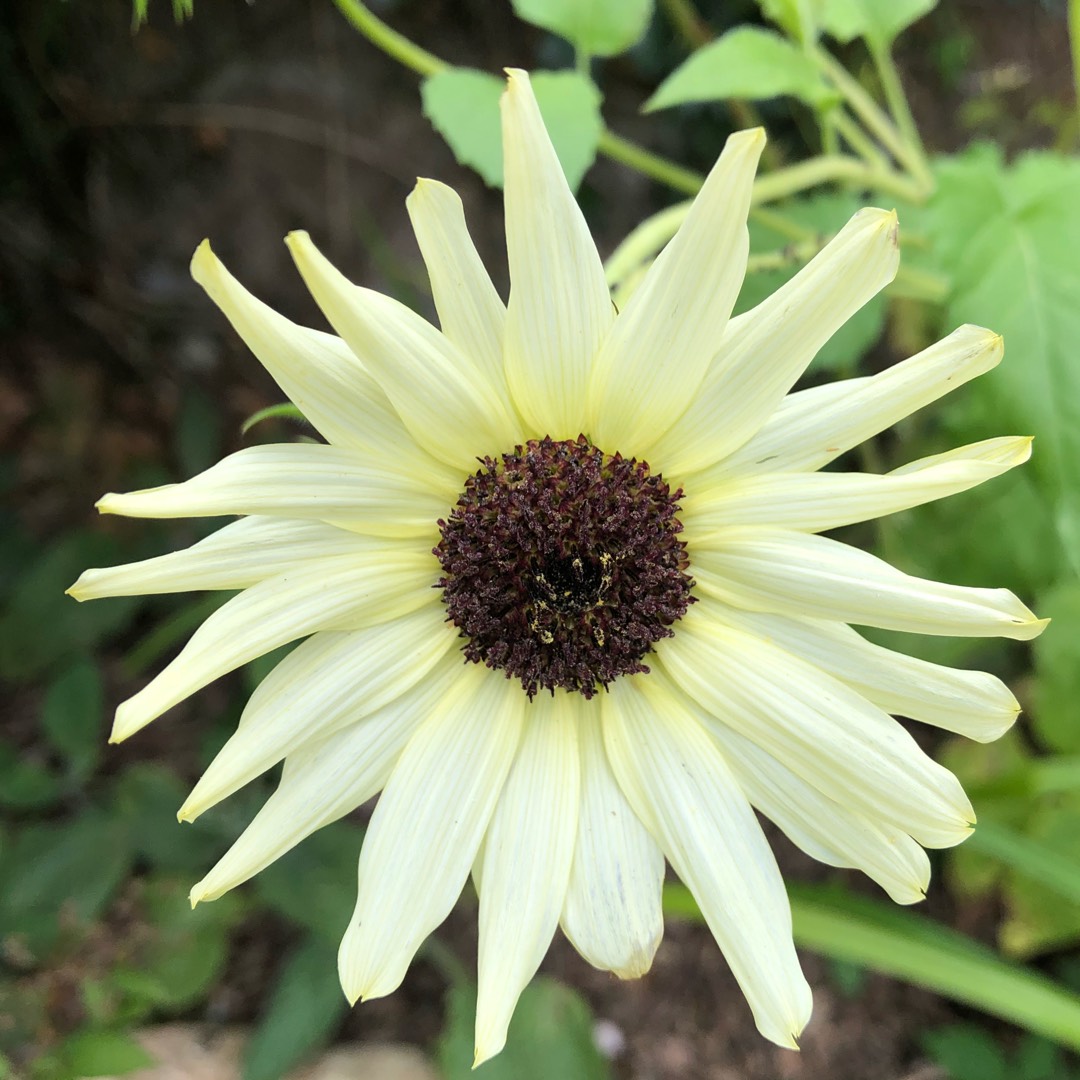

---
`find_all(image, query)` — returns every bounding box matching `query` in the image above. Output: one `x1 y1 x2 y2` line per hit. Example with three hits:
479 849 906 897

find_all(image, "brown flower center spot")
435 435 695 698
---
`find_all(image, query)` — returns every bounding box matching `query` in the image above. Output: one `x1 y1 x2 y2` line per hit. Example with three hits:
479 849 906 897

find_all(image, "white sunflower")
70 69 1044 1060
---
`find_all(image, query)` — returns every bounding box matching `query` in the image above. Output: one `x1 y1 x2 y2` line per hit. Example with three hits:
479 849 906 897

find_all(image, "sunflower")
70 68 1044 1060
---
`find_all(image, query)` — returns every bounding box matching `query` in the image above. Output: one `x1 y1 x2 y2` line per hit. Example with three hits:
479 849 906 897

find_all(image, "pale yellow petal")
651 207 900 475
190 240 416 457
587 130 764 456
338 666 525 1003
406 178 508 391
474 693 580 1066
603 676 811 1048
501 68 613 438
286 231 521 469
691 530 1047 640
682 436 1032 539
707 325 1004 481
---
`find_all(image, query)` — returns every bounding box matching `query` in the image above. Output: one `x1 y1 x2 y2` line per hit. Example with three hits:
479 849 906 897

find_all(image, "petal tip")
189 238 216 284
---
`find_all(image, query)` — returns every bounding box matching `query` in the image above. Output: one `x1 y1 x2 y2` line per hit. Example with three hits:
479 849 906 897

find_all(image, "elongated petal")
338 666 526 1003
180 606 457 820
686 685 931 905
69 517 378 600
692 530 1046 640
406 179 508 391
708 324 1004 481
561 714 665 979
683 437 1032 538
501 68 613 438
587 130 764 455
110 551 437 742
474 694 580 1066
189 651 464 903
190 241 416 457
286 231 521 469
658 607 974 847
651 208 900 475
603 676 811 1048
96 443 455 538
712 608 1020 742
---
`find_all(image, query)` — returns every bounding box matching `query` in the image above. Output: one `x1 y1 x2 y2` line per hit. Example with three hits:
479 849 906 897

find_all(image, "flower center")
435 435 695 698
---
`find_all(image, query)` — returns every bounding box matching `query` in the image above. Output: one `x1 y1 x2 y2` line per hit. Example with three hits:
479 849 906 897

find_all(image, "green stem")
831 108 889 169
814 47 930 197
659 0 712 49
330 0 444 76
870 43 933 190
752 153 926 205
597 129 704 196
604 200 692 285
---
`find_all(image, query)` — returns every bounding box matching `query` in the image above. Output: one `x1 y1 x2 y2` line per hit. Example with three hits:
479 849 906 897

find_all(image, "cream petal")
110 551 437 742
179 606 458 820
651 208 900 475
286 231 521 469
692 695 931 905
691 529 1046 640
682 437 1032 538
406 179 508 392
190 240 417 457
707 324 1004 481
95 443 455 539
658 607 975 848
474 694 580 1066
602 676 811 1049
338 666 525 1003
587 130 764 456
712 608 1020 742
560 713 665 979
189 651 464 903
68 516 378 600
501 68 613 438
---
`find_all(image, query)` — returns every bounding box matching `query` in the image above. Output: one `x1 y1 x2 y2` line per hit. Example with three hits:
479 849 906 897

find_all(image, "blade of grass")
966 819 1080 905
664 883 1080 1048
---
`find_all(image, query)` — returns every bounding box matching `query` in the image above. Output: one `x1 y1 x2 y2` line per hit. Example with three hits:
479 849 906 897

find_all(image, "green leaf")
255 821 362 939
0 812 132 960
818 0 936 48
440 976 609 1079
58 1030 154 1077
110 878 243 1009
111 763 229 873
0 740 61 810
243 936 347 1080
739 192 885 377
1015 1035 1069 1080
421 68 602 191
922 1024 1006 1080
1032 580 1080 753
666 883 1080 1049
755 0 821 43
241 402 308 436
0 531 142 680
645 28 837 112
511 0 653 57
42 657 103 779
930 146 1080 572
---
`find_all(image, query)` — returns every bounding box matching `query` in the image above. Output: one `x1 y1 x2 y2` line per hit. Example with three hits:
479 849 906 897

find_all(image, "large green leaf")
421 68 602 191
646 27 837 112
1032 580 1080 753
930 146 1080 571
42 657 104 780
511 0 653 57
439 976 609 1079
818 0 936 48
666 882 1080 1048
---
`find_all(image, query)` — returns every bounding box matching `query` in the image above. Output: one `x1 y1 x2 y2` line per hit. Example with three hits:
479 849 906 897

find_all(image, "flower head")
71 69 1044 1061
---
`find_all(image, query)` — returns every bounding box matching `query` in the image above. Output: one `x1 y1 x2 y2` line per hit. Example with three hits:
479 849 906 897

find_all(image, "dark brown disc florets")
435 435 694 698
